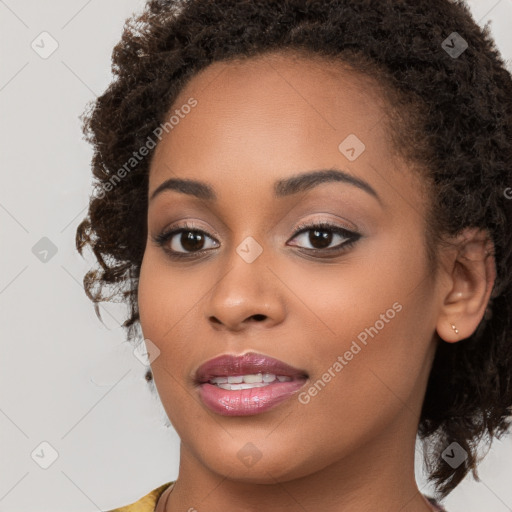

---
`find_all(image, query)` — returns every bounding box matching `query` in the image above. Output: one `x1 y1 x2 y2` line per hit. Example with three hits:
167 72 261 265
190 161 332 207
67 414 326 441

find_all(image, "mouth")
207 373 297 389
194 352 309 416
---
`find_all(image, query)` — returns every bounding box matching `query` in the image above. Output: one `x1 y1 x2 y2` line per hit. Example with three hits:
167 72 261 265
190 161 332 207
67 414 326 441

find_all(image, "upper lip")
195 352 308 384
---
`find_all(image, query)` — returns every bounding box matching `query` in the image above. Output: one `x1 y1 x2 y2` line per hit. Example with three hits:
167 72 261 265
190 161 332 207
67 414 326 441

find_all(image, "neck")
160 407 436 512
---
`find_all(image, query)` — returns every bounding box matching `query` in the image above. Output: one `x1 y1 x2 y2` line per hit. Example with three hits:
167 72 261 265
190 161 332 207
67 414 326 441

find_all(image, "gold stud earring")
451 323 459 335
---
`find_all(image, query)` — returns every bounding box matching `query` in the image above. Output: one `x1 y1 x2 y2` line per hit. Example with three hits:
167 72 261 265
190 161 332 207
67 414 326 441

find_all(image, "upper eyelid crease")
149 168 382 206
154 220 359 257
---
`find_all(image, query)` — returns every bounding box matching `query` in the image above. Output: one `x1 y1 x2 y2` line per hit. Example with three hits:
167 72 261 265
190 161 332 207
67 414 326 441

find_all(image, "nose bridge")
204 234 285 330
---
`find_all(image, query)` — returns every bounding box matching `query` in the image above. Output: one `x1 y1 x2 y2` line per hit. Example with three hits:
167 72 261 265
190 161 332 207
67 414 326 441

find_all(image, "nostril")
251 314 266 321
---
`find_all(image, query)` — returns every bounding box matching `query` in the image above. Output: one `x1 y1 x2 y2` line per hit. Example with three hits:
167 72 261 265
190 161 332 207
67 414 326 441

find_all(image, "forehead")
148 50 421 210
186 50 388 110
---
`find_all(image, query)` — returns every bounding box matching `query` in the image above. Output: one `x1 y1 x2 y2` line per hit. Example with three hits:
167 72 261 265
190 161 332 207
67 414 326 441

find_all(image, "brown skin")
137 52 496 512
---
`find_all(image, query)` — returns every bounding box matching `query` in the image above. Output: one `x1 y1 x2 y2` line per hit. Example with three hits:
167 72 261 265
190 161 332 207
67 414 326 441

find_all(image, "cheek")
294 243 435 431
137 254 191 382
138 251 204 339
137 255 200 422
303 267 432 432
137 251 217 397
138 260 167 342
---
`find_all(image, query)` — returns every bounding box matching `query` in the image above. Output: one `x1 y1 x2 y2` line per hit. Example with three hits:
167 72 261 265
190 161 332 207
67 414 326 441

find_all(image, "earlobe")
435 228 496 343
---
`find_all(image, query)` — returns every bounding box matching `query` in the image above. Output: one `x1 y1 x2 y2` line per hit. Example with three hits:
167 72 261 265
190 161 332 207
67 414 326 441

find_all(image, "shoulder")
105 481 175 512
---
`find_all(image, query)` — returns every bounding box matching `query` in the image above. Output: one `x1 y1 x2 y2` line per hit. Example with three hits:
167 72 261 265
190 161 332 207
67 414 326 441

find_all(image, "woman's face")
138 52 443 482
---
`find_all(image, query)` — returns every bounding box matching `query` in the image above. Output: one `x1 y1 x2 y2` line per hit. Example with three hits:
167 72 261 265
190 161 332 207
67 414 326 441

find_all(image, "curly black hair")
76 0 512 500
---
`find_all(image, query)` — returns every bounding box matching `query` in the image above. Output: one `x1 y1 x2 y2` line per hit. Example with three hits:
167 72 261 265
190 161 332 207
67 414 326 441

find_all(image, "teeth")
243 373 263 383
208 373 293 388
210 376 228 384
217 382 268 390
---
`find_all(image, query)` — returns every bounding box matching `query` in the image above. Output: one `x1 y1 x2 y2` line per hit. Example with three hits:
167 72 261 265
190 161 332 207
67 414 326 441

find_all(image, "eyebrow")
149 168 381 205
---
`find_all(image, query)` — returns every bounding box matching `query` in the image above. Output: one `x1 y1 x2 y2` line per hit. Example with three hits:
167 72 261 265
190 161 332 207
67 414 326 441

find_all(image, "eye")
152 220 361 260
153 221 219 259
287 221 361 254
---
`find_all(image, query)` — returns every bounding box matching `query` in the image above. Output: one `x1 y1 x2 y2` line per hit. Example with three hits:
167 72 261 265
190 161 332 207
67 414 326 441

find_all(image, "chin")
195 440 324 484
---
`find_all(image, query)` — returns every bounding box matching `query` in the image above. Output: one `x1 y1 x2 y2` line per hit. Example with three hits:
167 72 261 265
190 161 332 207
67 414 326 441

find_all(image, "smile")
195 352 308 416
209 373 293 390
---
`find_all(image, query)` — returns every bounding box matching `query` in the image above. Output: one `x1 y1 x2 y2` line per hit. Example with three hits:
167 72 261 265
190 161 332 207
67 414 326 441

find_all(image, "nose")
204 250 287 332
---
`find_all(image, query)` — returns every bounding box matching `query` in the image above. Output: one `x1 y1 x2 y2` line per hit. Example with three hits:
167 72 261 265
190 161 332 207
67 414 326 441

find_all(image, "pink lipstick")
195 352 308 416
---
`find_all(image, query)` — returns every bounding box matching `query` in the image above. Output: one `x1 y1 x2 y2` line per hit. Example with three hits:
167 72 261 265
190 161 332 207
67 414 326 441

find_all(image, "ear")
435 227 496 343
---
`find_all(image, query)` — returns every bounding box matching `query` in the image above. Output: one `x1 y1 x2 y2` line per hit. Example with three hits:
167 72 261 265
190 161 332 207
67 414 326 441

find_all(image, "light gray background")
1 1 511 511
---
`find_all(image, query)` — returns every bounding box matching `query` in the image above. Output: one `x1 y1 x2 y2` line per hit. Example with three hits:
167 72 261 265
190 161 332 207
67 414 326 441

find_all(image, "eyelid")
153 217 361 260
154 220 220 246
156 215 357 243
164 218 221 239
291 216 359 236
286 220 360 251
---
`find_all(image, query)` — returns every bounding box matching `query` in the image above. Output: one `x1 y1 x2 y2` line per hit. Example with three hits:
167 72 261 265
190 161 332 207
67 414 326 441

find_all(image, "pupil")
310 229 332 249
182 231 204 251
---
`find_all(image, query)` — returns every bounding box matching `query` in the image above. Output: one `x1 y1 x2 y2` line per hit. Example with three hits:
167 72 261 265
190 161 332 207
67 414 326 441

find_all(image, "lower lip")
198 379 307 416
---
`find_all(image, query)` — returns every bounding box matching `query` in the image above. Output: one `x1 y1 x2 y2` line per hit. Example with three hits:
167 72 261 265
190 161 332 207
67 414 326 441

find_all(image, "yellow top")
106 481 175 512
106 480 446 511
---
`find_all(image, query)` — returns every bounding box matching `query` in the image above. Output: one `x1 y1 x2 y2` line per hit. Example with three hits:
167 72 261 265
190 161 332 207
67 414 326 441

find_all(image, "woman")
76 0 512 510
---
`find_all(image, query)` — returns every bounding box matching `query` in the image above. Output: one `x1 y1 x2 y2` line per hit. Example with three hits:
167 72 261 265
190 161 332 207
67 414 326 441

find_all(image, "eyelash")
152 220 361 260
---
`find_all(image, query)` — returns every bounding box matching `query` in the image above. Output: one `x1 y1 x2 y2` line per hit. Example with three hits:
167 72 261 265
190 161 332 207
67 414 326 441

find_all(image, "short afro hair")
76 0 512 500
